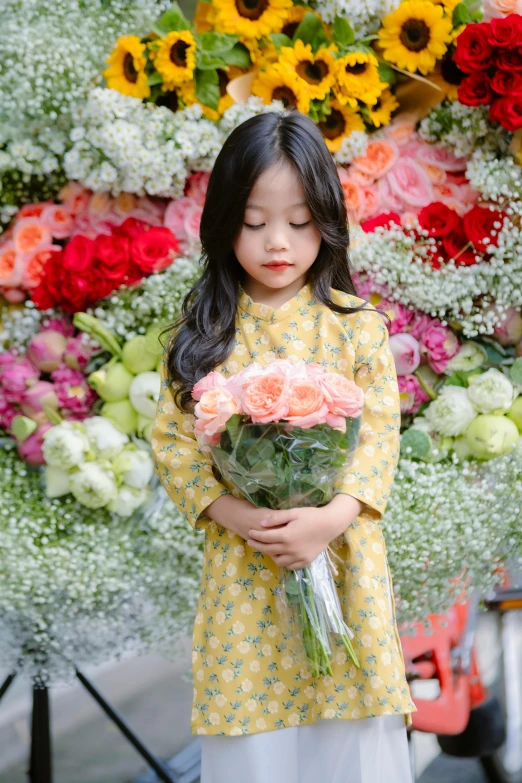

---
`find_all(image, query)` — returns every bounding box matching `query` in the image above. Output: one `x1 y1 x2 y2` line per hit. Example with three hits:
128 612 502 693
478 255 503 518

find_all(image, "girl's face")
233 162 322 297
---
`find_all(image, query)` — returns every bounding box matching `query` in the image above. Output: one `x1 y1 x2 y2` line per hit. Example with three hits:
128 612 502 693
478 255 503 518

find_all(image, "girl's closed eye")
244 221 311 230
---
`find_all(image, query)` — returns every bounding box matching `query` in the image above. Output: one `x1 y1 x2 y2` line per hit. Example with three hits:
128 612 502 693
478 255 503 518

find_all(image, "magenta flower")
389 333 421 376
376 299 415 335
0 356 40 403
398 374 430 414
420 321 461 374
27 329 67 373
16 422 54 465
21 380 59 416
0 392 18 430
63 334 96 371
42 316 75 337
51 364 97 417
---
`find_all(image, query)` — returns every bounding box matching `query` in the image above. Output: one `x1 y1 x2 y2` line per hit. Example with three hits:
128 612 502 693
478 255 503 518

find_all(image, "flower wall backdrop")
2 0 522 679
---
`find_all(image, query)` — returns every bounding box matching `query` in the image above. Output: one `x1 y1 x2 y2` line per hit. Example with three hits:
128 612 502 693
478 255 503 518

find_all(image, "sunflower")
212 0 292 38
278 41 337 101
148 31 197 89
426 48 464 100
178 66 244 119
104 36 150 99
280 6 320 39
251 64 311 113
316 99 365 153
256 38 280 68
378 0 453 75
364 89 399 127
333 51 385 108
194 0 218 32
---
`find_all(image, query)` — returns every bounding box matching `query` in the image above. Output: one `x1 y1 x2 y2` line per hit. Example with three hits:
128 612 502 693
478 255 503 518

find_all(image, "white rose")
466 368 517 415
444 341 488 373
425 386 478 436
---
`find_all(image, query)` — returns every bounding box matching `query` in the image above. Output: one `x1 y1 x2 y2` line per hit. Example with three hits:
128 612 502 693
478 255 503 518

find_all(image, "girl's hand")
247 494 364 570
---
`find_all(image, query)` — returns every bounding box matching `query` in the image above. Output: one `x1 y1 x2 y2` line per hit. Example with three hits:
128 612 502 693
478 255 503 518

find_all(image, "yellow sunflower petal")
317 99 365 153
148 30 197 88
378 0 453 75
252 63 311 113
277 41 337 100
104 35 150 99
212 0 292 38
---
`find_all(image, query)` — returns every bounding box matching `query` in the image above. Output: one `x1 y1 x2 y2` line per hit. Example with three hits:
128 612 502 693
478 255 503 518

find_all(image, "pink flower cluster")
337 119 478 225
0 319 98 464
192 360 365 445
0 171 208 303
354 279 461 415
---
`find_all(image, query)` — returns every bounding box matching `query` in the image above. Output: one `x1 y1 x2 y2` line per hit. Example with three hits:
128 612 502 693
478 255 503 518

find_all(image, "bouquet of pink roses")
192 359 365 675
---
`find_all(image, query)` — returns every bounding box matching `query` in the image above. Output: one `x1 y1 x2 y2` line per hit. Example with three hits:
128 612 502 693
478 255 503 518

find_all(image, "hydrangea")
418 101 509 158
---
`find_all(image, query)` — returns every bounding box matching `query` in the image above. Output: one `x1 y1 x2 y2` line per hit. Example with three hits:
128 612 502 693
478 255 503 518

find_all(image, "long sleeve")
336 307 401 521
151 347 230 530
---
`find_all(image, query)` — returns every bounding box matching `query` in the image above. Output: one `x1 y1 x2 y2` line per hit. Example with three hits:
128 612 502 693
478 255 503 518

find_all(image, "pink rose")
164 198 197 243
0 356 40 403
386 159 434 208
40 204 74 239
0 393 17 430
194 387 241 441
483 0 522 20
378 176 404 213
352 140 399 180
389 333 421 375
408 313 433 340
375 299 414 335
419 321 460 373
17 422 53 465
242 372 289 423
398 374 430 414
359 186 381 220
27 330 67 373
192 370 227 401
185 171 210 206
492 306 522 346
415 145 468 172
285 379 329 429
317 373 365 422
0 242 23 287
383 119 417 146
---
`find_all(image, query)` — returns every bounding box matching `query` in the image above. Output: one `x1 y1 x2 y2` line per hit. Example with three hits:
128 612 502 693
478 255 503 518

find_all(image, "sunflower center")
235 0 269 20
123 53 139 83
218 69 230 97
345 62 368 76
282 21 299 38
272 86 297 108
156 90 179 113
318 109 345 140
441 51 464 85
400 19 430 52
170 40 189 67
296 59 328 84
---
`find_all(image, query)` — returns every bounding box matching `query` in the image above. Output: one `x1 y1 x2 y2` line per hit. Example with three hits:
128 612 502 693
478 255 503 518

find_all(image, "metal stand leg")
0 670 17 703
75 668 176 783
28 676 52 783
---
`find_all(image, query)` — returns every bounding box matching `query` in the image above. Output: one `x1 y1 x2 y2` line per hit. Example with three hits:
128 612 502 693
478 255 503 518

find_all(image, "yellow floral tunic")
151 282 416 736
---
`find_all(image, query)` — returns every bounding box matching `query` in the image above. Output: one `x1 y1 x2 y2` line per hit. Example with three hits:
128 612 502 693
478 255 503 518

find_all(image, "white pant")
200 715 412 783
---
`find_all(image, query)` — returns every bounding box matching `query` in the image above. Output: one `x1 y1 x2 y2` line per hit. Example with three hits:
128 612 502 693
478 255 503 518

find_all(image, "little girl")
151 109 416 783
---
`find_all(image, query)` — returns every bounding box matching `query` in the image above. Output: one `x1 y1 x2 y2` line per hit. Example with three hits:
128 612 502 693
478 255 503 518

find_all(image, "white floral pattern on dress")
151 283 416 736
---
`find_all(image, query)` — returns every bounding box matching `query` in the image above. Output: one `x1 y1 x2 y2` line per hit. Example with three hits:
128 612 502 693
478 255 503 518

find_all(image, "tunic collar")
237 282 314 323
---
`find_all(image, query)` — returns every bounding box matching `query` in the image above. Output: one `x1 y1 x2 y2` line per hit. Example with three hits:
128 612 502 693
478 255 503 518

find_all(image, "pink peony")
63 334 96 370
0 392 18 430
51 365 97 417
408 313 433 340
386 159 434 208
242 372 289 424
285 379 329 429
21 380 59 417
194 387 241 440
185 171 210 206
375 299 414 335
389 333 422 375
192 370 227 401
42 317 75 337
419 321 460 373
0 356 40 403
398 374 430 414
27 330 67 373
16 422 53 465
492 307 522 346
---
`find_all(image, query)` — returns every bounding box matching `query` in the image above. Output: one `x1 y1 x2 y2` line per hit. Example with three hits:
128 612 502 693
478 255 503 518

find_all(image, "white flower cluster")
350 216 522 336
0 0 171 131
310 0 401 37
418 101 509 159
0 299 51 351
217 95 287 135
0 446 203 679
42 417 153 516
333 131 368 165
64 89 222 198
93 254 201 339
385 446 522 623
467 150 522 204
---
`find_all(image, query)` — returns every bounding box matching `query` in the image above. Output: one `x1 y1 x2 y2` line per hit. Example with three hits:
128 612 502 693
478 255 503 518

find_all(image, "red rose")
62 235 95 273
497 47 522 70
130 227 179 273
488 15 522 48
463 204 506 252
114 217 151 240
442 225 478 266
491 69 522 96
94 234 131 281
454 23 495 73
490 95 522 131
360 212 401 233
418 202 461 238
458 72 493 105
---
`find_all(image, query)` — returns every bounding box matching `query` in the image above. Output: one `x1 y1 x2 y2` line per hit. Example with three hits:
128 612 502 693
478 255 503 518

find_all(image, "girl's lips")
265 262 291 269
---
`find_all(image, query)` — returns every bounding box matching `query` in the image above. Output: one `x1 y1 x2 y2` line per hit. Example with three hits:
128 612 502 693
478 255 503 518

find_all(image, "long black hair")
163 109 383 413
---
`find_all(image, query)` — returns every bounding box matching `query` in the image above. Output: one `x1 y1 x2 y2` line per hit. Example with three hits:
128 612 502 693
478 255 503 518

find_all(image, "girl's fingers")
262 510 296 527
248 528 287 543
247 539 289 556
